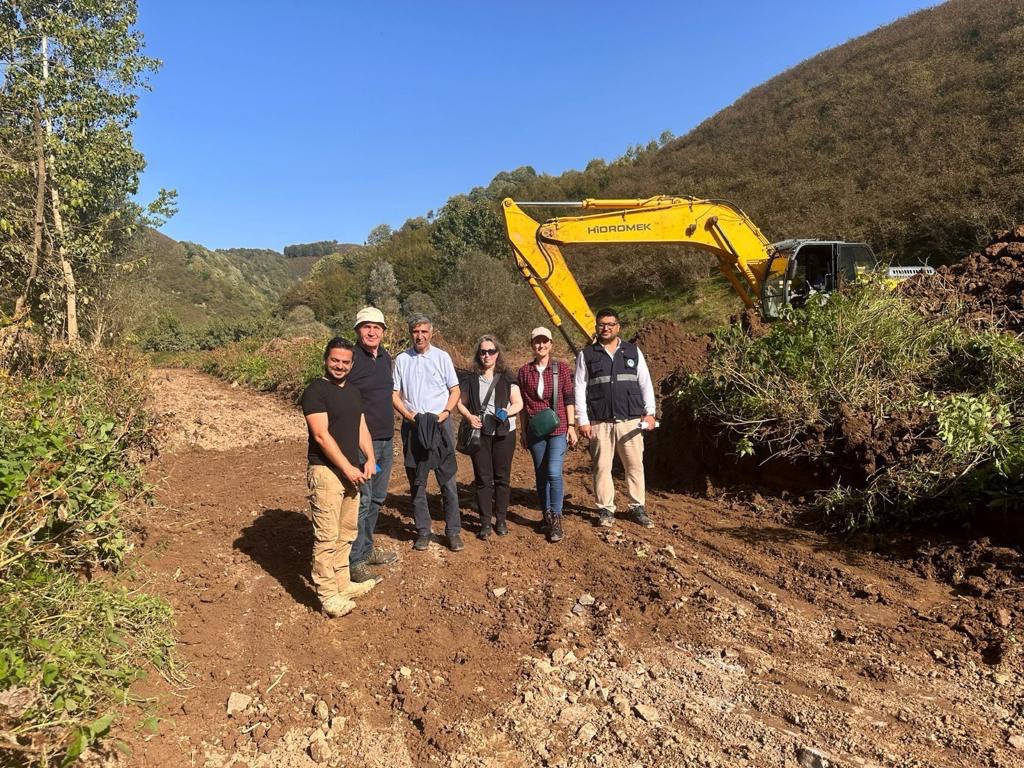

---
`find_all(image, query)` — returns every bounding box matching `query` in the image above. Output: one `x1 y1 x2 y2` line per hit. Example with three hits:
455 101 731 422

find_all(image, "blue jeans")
350 437 394 566
527 432 567 516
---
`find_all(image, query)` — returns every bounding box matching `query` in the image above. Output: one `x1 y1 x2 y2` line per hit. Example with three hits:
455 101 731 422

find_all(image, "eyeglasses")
596 322 619 329
479 349 498 356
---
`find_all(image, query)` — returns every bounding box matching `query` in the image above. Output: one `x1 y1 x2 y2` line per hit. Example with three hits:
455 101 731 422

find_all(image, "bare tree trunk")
49 185 79 343
13 106 47 320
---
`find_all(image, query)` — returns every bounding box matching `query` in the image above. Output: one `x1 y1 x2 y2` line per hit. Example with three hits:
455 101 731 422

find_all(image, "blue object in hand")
496 408 508 422
375 463 382 472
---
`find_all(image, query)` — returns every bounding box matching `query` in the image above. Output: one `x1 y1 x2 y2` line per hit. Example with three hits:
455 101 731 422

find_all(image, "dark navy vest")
581 340 644 421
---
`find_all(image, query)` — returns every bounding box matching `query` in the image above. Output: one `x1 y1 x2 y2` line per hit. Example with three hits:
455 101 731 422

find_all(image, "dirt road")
125 369 1023 768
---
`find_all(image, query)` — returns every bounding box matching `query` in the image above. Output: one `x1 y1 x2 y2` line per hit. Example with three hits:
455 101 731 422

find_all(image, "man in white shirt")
574 308 657 528
392 314 463 551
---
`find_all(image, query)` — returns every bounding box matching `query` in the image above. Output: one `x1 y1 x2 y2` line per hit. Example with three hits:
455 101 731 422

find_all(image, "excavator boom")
501 196 780 349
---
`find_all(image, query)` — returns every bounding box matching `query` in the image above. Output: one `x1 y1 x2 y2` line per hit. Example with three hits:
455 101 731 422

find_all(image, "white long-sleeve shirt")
574 341 656 426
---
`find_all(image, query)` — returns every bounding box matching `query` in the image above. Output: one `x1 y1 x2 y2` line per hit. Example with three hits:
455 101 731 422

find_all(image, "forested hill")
604 0 1024 264
122 230 356 339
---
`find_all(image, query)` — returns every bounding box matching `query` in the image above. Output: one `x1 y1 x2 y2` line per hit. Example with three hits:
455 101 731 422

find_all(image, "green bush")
0 348 173 766
681 283 1024 529
199 337 324 400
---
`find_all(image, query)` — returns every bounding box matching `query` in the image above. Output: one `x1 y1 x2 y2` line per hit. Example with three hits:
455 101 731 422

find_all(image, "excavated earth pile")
901 226 1024 334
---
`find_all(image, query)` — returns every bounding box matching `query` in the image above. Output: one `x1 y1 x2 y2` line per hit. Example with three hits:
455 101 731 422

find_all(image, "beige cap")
530 326 553 341
353 306 387 329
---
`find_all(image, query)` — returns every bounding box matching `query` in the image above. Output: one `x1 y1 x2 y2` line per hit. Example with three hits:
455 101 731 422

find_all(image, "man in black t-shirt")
300 337 378 618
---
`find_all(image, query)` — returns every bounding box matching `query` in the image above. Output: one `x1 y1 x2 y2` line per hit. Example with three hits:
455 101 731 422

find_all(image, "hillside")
600 0 1024 264
123 229 333 334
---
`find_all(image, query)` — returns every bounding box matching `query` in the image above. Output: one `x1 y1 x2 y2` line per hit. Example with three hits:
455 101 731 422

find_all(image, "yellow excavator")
502 196 925 351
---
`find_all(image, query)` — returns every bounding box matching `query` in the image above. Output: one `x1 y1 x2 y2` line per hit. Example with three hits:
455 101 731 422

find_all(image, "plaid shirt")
517 359 574 436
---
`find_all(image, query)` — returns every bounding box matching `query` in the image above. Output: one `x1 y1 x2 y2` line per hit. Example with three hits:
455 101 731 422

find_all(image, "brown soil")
901 225 1024 334
113 368 1024 768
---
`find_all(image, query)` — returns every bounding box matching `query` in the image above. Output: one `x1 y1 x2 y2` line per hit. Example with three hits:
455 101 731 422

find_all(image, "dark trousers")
350 437 394 566
471 431 515 531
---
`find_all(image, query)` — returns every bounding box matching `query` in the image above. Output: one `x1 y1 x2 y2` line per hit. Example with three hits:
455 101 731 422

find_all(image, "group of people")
299 306 658 618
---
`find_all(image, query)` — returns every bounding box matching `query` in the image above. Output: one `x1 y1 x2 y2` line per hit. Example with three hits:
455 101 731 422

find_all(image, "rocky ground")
108 368 1024 767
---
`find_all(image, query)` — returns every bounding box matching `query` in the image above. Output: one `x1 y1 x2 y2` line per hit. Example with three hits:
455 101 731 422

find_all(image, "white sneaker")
321 594 355 618
338 578 377 601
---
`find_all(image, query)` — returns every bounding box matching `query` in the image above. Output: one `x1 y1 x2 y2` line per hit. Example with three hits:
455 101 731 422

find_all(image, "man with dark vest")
574 308 657 529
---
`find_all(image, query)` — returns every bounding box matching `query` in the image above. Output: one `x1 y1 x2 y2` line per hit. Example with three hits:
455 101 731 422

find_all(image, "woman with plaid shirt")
517 327 578 543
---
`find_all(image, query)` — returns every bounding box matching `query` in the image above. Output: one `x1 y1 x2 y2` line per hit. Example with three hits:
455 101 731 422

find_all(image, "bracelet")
441 409 450 416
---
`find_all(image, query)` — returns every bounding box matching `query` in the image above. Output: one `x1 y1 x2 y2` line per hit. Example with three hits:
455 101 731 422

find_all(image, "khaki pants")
307 464 360 602
589 420 645 513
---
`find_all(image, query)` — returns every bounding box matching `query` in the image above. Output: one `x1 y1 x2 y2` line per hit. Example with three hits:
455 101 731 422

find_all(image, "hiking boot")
350 561 377 583
630 505 654 529
321 594 355 618
495 520 509 537
367 547 398 566
597 509 615 528
448 532 465 552
547 514 564 543
413 533 431 551
338 578 377 601
477 526 492 541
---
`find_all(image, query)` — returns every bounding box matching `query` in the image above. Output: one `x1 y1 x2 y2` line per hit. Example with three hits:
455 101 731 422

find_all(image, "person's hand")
437 409 450 423
343 465 366 486
567 425 578 448
469 415 483 429
363 460 376 479
579 424 593 440
641 415 656 431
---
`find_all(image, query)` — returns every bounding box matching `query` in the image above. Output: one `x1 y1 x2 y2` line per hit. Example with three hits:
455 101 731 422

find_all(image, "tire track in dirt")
121 369 1023 768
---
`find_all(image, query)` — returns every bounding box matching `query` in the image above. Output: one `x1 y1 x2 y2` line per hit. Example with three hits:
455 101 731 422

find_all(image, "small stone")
796 746 827 768
660 545 677 559
314 699 330 722
571 603 586 616
610 693 630 716
226 692 252 717
399 666 412 678
578 593 596 606
633 704 660 723
552 648 567 664
577 722 599 743
308 736 331 763
492 587 507 598
931 649 944 660
1009 734 1024 750
563 651 578 665
992 673 1010 686
995 608 1012 628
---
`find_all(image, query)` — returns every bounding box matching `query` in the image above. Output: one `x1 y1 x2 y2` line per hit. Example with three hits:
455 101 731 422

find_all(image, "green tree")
0 0 171 345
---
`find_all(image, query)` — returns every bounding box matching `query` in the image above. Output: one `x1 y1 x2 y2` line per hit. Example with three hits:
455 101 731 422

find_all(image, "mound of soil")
629 319 712 390
901 225 1024 333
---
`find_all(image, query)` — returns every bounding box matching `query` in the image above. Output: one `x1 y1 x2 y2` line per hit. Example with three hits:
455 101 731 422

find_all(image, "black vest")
582 340 644 421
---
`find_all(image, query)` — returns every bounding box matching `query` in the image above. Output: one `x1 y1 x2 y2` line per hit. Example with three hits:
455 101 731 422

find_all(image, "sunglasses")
479 348 498 356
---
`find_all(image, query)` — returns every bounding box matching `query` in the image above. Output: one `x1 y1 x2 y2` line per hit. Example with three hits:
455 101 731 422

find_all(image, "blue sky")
134 1 938 251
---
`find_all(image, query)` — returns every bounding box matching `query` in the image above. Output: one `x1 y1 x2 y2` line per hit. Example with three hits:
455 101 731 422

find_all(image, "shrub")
681 283 1024 529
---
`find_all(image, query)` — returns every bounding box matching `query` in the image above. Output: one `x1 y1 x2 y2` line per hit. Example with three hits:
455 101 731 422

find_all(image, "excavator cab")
760 240 878 318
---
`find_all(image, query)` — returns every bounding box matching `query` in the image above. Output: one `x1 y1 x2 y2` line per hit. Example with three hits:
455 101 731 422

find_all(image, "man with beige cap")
347 306 398 583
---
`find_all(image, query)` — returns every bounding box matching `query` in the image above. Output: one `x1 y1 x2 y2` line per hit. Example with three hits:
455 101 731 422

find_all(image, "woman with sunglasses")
457 335 523 539
517 326 577 543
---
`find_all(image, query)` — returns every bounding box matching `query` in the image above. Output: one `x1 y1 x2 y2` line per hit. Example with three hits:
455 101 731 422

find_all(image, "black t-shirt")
347 344 394 441
300 377 363 468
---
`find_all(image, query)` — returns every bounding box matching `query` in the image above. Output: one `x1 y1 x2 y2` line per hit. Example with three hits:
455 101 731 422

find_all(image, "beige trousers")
307 464 360 602
589 420 646 513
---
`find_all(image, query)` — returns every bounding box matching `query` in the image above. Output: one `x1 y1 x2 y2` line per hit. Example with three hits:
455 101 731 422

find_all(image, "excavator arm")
501 196 781 350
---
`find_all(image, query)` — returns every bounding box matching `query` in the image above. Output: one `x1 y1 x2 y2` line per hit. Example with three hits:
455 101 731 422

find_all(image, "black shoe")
448 532 465 552
540 512 551 533
548 515 564 543
598 510 615 528
494 520 509 537
477 527 492 541
413 533 431 551
350 561 378 583
367 547 398 566
630 505 654 528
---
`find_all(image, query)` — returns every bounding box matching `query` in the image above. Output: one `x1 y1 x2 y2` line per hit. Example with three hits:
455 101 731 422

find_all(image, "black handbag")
528 362 561 438
457 376 498 456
